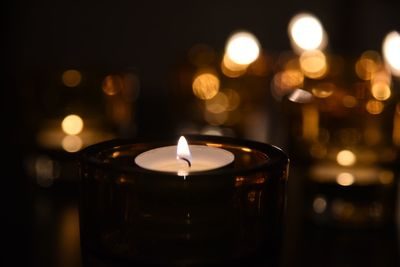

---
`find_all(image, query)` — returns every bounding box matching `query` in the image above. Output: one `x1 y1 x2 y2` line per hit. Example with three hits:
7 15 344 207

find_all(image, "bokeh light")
311 83 334 98
336 150 356 166
299 50 328 79
103 73 140 100
288 13 327 52
366 100 384 115
382 31 400 76
221 54 247 77
102 75 122 96
371 82 391 101
379 170 394 185
276 70 304 90
192 72 220 100
61 114 84 135
224 89 241 111
62 135 83 152
313 196 327 214
342 95 357 108
225 31 260 65
204 110 229 126
205 92 229 114
62 69 82 87
336 172 355 186
355 51 381 80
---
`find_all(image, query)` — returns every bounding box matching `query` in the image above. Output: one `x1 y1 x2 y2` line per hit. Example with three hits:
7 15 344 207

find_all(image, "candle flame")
177 136 192 167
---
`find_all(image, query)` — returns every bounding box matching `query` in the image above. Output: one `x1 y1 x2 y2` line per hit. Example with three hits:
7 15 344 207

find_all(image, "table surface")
5 161 400 267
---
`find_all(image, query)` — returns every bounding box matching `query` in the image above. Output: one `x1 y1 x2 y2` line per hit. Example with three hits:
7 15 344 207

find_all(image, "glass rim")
78 134 289 177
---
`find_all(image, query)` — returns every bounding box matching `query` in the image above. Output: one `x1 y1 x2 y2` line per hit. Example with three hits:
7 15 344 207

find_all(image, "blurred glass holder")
307 161 397 228
78 135 289 266
25 118 116 186
281 53 400 229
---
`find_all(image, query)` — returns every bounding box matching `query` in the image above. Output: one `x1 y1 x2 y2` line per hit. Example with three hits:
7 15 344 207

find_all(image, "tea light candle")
135 136 235 176
79 134 289 266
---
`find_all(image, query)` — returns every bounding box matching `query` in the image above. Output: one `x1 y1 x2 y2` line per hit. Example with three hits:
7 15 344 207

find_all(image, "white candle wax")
134 136 234 175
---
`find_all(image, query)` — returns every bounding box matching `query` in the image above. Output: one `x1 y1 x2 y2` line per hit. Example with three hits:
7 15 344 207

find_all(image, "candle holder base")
78 135 289 266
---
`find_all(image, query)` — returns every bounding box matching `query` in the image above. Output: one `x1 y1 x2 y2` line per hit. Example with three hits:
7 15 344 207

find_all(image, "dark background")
3 0 400 266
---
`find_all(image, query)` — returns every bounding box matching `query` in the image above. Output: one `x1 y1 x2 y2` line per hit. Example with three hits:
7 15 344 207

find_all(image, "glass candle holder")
78 135 289 267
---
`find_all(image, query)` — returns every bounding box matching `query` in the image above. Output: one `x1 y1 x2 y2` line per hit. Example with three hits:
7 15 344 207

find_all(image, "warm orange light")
366 100 384 115
383 31 400 76
336 150 356 166
313 196 327 214
310 143 327 159
102 75 121 95
58 207 80 267
299 50 327 79
311 83 334 98
279 69 304 89
225 31 260 65
62 69 82 87
364 126 382 145
302 104 319 140
221 54 247 78
379 171 394 184
204 110 228 126
205 92 229 114
371 82 391 101
342 95 357 108
336 172 354 186
201 127 224 136
62 135 83 152
61 114 84 135
224 89 241 111
288 13 327 52
192 72 220 100
355 58 379 80
393 103 400 146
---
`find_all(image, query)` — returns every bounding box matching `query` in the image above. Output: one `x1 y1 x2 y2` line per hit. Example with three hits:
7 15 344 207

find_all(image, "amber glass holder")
78 135 289 266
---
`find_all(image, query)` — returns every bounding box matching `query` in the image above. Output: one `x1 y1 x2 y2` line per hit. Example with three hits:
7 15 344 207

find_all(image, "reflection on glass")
336 172 355 186
62 135 83 153
311 83 334 98
34 155 59 187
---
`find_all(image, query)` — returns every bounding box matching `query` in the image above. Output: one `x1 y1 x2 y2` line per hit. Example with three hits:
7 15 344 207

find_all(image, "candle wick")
178 156 192 167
